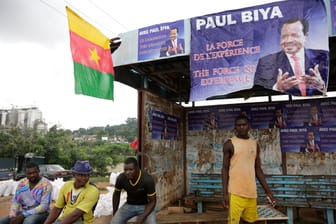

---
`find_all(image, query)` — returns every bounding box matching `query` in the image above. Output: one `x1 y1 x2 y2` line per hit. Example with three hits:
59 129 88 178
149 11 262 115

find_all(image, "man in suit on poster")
307 105 322 126
254 18 328 96
203 112 218 130
160 27 185 57
300 130 320 153
269 107 287 128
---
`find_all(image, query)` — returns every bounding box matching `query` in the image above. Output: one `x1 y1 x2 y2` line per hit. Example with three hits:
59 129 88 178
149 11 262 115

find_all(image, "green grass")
90 176 109 183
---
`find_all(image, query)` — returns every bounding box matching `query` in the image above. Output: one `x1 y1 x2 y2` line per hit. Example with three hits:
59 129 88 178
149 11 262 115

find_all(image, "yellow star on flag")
66 6 114 100
89 48 100 65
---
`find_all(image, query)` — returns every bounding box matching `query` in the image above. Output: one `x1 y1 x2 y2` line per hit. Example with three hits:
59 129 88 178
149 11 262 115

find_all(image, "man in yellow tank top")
222 115 276 223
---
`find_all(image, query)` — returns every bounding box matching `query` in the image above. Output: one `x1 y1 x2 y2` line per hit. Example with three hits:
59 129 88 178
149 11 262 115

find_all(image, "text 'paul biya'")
195 6 283 30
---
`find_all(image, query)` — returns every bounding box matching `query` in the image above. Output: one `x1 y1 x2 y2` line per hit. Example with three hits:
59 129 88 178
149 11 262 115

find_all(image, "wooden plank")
155 205 288 223
157 211 227 224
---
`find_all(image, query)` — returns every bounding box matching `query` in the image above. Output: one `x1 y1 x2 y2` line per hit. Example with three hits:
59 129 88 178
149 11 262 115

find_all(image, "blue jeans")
0 212 49 224
111 203 156 224
53 220 83 224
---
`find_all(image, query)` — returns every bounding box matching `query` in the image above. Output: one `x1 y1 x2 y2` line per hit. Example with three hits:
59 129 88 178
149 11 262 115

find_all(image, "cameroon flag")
66 6 114 100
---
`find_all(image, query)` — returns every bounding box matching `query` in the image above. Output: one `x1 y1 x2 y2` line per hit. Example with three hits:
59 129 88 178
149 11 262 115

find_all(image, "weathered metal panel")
141 90 185 210
139 92 336 208
185 125 284 194
286 152 336 175
185 119 335 193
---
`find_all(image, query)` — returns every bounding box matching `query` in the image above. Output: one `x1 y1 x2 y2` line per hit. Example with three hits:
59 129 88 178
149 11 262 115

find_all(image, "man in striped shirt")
0 163 52 224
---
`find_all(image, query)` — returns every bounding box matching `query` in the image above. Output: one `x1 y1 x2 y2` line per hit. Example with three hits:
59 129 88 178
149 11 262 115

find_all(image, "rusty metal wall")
186 126 335 194
286 152 336 174
139 90 336 206
185 128 284 193
140 90 185 210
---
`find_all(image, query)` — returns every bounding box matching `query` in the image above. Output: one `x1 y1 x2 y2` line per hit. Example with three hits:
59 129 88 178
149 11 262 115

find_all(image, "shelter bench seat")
185 173 336 224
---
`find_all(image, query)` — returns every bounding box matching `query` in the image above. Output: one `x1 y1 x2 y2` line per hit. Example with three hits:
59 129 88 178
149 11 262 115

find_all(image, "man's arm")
8 215 24 224
221 139 233 209
255 144 276 207
8 183 24 218
112 190 121 215
136 195 156 224
43 207 63 224
59 208 85 224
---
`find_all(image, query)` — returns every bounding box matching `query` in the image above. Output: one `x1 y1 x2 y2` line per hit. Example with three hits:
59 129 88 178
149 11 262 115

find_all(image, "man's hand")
167 46 175 55
222 194 229 209
135 215 146 224
9 214 24 224
276 68 299 91
178 43 184 53
305 64 325 91
266 194 277 207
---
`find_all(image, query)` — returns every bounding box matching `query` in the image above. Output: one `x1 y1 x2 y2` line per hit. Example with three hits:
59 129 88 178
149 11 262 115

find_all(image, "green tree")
0 118 138 176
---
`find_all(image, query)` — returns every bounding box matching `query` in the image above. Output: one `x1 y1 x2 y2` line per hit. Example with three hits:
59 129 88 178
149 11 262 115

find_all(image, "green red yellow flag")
66 6 114 100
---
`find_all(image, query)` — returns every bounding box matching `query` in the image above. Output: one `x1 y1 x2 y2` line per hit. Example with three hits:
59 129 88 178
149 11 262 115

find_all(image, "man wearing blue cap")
44 161 99 224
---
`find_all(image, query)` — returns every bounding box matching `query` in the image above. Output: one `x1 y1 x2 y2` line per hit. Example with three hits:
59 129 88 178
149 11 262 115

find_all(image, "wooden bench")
257 175 336 224
305 175 336 224
186 173 336 224
256 175 307 223
185 173 287 223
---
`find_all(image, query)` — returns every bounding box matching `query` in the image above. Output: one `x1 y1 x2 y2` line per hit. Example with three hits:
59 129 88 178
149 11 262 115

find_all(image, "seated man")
111 157 157 224
0 162 52 224
44 160 99 224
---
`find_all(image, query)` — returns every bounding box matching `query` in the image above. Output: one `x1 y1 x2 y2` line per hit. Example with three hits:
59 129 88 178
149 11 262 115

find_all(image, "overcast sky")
0 0 278 130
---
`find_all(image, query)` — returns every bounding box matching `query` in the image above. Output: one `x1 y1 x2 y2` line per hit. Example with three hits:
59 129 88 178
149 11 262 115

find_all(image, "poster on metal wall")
190 0 329 101
331 0 336 35
187 98 336 152
150 109 180 140
137 20 186 61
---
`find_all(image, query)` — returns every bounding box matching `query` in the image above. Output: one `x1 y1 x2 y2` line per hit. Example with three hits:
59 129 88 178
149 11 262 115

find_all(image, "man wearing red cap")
44 160 99 224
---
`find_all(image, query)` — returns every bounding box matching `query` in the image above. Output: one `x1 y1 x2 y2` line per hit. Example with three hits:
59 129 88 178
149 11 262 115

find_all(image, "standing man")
44 160 99 224
159 27 185 57
0 163 52 224
254 18 328 96
222 115 276 223
111 157 156 224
